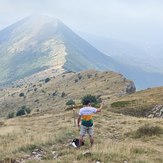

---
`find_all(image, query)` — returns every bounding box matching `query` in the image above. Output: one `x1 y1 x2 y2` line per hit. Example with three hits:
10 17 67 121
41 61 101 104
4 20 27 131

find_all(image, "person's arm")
96 101 104 112
77 115 81 128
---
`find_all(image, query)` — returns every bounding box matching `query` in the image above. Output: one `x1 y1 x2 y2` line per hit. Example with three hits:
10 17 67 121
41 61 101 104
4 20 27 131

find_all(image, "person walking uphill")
77 99 103 147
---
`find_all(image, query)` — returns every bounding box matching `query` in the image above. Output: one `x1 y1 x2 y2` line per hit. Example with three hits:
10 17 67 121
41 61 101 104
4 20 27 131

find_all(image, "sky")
0 0 163 46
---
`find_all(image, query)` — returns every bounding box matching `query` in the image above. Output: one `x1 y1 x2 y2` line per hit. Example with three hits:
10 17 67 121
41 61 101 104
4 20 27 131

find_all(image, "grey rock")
83 150 92 157
126 82 136 94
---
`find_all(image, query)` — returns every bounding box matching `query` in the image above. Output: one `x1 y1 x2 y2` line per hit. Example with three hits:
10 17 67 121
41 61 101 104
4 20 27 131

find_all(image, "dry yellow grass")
0 70 133 118
112 86 163 107
0 107 162 163
110 86 163 117
0 70 162 162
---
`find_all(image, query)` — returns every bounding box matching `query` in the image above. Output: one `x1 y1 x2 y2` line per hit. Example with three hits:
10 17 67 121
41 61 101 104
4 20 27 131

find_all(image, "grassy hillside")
0 70 162 162
0 70 134 118
110 87 163 117
0 107 162 162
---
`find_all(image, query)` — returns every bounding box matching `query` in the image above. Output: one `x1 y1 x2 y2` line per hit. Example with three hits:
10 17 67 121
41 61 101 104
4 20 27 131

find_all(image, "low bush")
19 92 25 97
81 94 100 107
110 106 152 117
61 92 66 98
16 105 31 116
135 124 163 138
111 100 136 108
45 77 51 83
66 99 75 106
16 108 26 116
7 112 15 119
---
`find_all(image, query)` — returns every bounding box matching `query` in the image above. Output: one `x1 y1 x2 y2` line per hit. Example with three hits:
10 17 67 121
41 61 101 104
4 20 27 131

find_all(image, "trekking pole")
73 105 76 127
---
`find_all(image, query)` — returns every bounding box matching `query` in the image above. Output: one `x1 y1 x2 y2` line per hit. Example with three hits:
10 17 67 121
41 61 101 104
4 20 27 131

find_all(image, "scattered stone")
52 151 56 155
83 150 92 157
148 114 154 118
53 153 59 159
14 159 25 163
147 105 163 118
52 151 59 159
30 148 46 160
96 161 101 163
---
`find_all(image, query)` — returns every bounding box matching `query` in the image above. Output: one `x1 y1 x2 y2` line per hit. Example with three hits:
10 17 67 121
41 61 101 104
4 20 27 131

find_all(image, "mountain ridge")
0 69 136 118
0 15 121 86
0 15 163 89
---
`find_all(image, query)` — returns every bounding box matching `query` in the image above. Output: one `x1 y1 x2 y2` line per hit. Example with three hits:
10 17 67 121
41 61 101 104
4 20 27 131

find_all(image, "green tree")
66 99 75 106
81 94 99 107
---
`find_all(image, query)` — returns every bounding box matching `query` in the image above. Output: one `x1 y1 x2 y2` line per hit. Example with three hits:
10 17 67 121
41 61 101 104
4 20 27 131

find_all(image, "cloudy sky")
0 0 163 46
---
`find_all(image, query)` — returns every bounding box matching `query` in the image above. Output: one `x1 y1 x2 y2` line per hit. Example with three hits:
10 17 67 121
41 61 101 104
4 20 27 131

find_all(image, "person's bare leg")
89 135 94 147
79 135 84 147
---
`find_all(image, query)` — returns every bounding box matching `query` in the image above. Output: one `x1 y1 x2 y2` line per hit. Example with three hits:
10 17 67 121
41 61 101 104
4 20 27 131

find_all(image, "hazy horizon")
1 0 163 47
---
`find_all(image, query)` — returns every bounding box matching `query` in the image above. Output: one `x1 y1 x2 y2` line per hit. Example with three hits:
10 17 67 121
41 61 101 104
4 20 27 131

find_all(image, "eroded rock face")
126 82 136 94
148 105 163 118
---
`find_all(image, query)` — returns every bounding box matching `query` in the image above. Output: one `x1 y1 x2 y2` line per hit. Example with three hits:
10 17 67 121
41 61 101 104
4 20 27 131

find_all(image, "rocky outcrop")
148 105 163 118
125 81 136 94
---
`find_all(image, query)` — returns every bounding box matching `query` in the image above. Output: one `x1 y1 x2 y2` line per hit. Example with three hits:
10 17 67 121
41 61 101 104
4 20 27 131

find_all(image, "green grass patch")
134 124 163 138
110 106 152 117
126 124 163 139
111 100 137 108
55 130 76 144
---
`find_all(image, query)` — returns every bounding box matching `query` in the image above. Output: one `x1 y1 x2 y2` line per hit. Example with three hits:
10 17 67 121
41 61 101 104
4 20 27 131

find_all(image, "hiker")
77 99 103 147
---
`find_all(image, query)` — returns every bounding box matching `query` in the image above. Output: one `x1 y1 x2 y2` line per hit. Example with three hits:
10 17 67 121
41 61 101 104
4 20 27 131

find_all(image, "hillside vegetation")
0 70 135 118
0 106 162 162
0 70 162 162
110 87 163 117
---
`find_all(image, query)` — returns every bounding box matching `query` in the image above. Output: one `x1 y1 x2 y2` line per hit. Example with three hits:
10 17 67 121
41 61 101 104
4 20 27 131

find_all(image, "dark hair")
82 99 91 105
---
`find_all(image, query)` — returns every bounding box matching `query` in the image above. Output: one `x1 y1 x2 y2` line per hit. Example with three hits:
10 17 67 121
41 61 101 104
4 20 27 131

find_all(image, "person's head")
82 99 91 106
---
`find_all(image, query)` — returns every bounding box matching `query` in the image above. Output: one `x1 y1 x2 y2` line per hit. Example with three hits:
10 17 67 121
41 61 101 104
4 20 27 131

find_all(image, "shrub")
19 92 25 97
135 124 163 138
74 79 78 83
25 107 31 114
45 77 51 83
61 92 66 98
7 112 15 119
34 99 39 103
110 106 152 117
41 90 45 93
52 91 57 96
0 121 5 126
111 101 132 108
81 94 99 106
78 75 82 80
16 108 26 116
66 99 75 106
16 105 31 116
87 74 92 78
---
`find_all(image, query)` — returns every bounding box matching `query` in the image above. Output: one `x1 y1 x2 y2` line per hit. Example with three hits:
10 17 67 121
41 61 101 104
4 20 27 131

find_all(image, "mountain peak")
23 14 60 25
0 15 135 89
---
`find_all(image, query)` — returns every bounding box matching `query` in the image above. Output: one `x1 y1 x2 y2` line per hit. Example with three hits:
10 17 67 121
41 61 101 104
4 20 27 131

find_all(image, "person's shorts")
80 125 94 136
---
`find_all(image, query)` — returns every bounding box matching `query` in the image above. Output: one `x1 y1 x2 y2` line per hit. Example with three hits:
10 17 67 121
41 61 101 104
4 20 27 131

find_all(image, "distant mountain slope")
0 15 67 85
0 70 135 117
0 15 120 86
0 15 162 89
77 32 163 74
